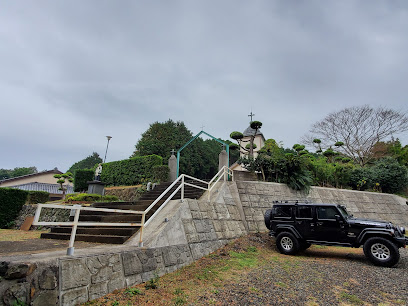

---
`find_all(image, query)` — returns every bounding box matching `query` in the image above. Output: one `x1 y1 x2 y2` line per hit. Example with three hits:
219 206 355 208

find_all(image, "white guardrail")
32 166 234 255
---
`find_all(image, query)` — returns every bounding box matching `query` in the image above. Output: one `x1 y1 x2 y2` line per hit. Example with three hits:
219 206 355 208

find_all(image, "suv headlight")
400 227 406 235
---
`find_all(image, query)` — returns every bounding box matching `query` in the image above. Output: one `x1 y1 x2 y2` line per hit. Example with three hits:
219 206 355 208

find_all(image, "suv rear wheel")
363 237 400 267
276 232 300 255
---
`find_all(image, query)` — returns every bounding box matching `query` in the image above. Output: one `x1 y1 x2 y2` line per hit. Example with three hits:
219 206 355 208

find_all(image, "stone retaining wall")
13 204 70 229
1 181 408 305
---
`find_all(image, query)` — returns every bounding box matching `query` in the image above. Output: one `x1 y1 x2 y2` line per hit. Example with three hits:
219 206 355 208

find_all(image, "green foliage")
250 120 262 130
0 167 37 180
101 155 163 186
145 272 160 289
65 193 119 202
73 169 94 192
28 191 49 204
245 143 257 150
0 188 29 228
335 141 344 147
369 157 408 193
54 172 73 198
132 119 230 179
313 139 321 144
68 152 102 173
152 165 170 182
125 287 143 296
230 131 244 140
239 141 312 191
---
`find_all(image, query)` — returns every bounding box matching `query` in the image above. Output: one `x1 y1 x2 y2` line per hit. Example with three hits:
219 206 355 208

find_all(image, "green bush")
101 155 163 186
74 169 94 192
152 165 170 182
28 191 49 204
0 188 29 228
370 157 408 194
65 193 119 202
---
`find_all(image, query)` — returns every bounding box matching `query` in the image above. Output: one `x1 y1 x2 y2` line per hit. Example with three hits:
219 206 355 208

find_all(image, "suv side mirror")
335 215 342 222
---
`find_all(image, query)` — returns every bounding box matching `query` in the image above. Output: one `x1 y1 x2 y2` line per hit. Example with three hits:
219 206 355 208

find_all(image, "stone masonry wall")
2 181 407 305
236 181 408 231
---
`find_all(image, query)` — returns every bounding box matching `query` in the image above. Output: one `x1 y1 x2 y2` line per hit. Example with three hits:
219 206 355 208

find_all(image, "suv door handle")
316 222 323 226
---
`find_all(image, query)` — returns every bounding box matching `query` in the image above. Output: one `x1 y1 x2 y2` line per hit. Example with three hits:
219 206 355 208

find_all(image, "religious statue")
95 163 102 181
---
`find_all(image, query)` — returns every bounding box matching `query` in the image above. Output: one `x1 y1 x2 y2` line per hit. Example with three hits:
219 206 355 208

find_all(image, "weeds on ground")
145 272 160 290
172 288 188 305
339 291 364 305
125 287 142 296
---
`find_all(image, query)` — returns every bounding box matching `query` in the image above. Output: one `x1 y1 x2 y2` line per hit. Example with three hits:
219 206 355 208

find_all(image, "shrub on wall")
101 155 163 186
153 165 170 182
0 188 29 228
74 169 94 192
28 191 49 204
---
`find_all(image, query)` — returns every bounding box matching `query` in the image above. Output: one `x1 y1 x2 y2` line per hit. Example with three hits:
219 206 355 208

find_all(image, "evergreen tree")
68 152 102 173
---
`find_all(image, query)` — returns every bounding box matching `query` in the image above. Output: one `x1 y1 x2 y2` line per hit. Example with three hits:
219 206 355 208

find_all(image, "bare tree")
304 105 408 166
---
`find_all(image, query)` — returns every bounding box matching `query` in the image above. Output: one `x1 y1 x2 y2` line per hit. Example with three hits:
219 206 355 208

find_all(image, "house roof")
243 125 265 139
0 168 62 184
9 182 74 194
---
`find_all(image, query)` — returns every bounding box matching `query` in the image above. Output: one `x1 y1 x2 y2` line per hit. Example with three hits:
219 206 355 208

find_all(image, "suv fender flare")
357 229 395 245
275 225 303 239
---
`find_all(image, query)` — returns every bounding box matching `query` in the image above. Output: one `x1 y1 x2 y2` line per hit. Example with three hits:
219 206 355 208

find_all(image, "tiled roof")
9 182 74 194
0 168 62 184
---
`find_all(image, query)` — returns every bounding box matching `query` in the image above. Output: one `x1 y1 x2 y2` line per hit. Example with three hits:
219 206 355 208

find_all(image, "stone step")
50 226 138 236
41 232 129 244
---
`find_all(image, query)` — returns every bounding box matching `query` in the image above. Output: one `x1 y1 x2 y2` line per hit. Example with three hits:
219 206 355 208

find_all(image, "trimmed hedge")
65 193 119 202
101 155 163 186
28 191 49 204
74 169 94 192
0 188 29 228
153 165 170 182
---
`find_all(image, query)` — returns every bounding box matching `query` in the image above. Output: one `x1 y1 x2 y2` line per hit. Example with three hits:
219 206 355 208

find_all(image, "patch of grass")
196 268 219 280
172 287 187 305
229 250 258 268
124 287 142 296
340 291 364 305
275 282 288 288
0 229 48 242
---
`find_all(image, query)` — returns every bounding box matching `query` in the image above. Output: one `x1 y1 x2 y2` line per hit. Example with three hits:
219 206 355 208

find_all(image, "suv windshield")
337 205 351 219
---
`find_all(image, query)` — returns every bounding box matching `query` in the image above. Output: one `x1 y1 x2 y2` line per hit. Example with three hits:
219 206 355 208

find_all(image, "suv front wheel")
276 232 300 255
363 237 400 267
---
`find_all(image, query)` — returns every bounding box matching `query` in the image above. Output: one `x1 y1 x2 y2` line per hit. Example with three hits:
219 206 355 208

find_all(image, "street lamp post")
103 136 112 163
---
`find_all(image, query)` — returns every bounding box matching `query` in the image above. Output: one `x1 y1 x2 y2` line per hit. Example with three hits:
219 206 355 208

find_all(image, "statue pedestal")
87 180 105 195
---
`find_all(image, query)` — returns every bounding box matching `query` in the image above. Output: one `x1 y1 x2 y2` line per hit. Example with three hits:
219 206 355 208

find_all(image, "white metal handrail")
32 166 234 255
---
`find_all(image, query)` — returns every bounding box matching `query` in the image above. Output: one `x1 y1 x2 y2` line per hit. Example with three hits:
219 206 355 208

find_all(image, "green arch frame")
176 131 229 177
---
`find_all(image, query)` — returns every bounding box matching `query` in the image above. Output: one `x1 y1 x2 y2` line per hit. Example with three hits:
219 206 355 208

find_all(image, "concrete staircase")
41 180 207 244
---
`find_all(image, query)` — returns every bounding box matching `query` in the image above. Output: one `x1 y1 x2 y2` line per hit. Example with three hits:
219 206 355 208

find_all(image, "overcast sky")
1 1 407 172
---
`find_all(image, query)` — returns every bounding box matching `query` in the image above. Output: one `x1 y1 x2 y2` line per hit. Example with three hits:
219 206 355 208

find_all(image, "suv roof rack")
272 200 312 204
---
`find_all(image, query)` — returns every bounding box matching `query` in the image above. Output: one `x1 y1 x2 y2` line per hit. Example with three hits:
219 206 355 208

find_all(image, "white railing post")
208 182 211 202
67 205 81 256
181 175 185 201
139 213 146 247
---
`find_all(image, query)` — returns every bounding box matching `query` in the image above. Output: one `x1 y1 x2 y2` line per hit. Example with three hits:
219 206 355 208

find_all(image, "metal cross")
248 111 255 122
171 149 176 155
200 124 205 131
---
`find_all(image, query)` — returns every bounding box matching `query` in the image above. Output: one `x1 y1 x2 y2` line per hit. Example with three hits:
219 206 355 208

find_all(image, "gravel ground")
85 232 408 306
208 235 408 306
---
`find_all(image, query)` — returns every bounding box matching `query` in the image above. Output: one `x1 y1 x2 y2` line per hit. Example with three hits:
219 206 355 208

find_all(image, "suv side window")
296 206 312 219
317 206 338 220
273 205 292 219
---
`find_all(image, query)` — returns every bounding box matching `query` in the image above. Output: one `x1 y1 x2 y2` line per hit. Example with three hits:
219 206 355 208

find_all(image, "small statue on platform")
95 163 102 181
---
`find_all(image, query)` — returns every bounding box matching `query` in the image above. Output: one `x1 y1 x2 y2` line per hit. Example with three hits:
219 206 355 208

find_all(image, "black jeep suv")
264 201 408 267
